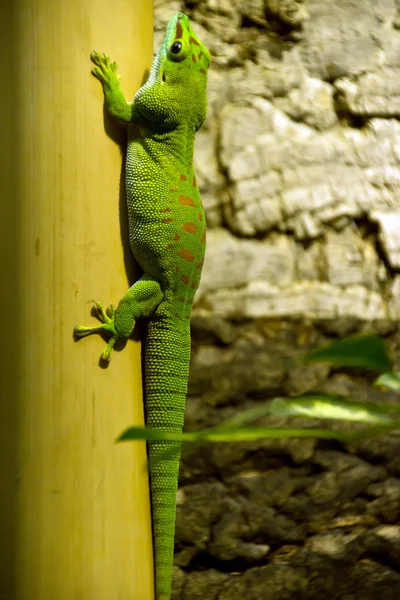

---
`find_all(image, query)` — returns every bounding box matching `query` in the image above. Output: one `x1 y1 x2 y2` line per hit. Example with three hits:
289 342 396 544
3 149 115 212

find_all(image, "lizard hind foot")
74 301 119 362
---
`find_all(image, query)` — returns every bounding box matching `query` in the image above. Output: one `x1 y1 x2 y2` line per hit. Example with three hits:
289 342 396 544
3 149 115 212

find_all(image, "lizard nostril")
162 72 166 82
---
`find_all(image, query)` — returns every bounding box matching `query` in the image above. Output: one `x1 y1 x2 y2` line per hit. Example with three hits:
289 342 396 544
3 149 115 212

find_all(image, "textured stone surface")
221 109 400 241
274 76 338 130
197 227 388 323
198 279 388 322
198 229 295 297
372 212 400 269
335 70 400 117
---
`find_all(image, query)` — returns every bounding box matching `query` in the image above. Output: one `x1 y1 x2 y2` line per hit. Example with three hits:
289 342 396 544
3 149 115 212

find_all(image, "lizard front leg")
74 275 163 361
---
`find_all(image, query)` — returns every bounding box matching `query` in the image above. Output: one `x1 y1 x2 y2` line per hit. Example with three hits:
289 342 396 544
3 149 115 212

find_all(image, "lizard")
74 12 210 600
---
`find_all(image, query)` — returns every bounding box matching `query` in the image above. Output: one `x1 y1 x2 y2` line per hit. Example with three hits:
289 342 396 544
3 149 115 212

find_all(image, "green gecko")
74 12 210 600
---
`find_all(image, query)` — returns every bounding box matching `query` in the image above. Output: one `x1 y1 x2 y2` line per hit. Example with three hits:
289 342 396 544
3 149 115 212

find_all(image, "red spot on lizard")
176 21 183 38
178 195 195 206
182 221 197 233
178 249 195 262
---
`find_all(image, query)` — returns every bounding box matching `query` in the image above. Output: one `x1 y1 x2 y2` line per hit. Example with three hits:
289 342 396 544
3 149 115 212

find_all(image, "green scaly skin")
74 13 210 600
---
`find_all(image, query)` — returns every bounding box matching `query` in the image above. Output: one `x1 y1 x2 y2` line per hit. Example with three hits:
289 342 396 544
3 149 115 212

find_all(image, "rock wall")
153 1 400 598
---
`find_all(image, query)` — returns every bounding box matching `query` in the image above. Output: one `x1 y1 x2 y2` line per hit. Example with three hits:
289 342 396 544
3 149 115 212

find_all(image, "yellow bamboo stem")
0 1 154 598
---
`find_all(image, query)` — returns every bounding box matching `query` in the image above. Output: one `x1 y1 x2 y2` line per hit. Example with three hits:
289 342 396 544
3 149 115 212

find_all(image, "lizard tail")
145 315 191 600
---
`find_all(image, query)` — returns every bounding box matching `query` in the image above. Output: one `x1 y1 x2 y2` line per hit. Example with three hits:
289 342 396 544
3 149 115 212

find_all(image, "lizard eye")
170 41 182 54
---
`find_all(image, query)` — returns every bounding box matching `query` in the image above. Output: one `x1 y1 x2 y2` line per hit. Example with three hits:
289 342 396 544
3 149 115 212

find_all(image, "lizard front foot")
74 301 120 362
90 51 120 89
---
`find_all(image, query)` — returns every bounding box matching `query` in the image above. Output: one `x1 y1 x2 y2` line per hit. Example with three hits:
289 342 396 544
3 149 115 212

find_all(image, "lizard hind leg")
74 275 163 362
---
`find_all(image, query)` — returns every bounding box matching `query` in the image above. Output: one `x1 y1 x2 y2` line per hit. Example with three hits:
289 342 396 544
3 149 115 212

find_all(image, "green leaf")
304 335 392 373
116 422 400 444
217 404 277 429
375 372 400 391
269 394 392 424
207 394 393 429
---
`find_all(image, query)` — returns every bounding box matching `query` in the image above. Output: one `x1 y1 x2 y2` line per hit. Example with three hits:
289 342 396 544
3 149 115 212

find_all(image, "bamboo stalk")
0 1 154 598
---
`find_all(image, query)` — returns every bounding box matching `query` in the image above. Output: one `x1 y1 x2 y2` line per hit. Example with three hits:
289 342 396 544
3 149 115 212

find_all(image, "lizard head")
134 13 211 130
